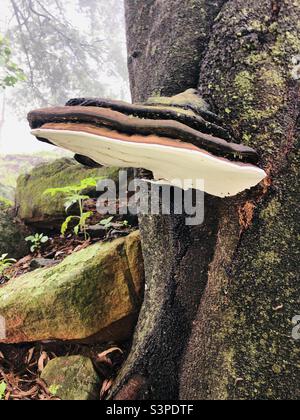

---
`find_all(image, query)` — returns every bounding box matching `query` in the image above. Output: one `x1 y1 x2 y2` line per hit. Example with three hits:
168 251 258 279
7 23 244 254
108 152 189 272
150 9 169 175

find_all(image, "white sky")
0 0 129 155
1 113 57 154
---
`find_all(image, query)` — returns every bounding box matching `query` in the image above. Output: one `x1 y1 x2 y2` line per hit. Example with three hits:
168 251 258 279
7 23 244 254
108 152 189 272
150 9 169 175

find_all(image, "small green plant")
0 381 6 400
44 177 101 240
48 384 62 396
25 233 49 253
0 254 16 276
100 216 114 229
0 197 13 207
0 34 26 89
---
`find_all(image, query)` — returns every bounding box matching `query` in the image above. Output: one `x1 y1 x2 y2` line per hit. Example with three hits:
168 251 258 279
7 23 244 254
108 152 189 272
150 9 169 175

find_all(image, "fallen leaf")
36 378 52 396
26 347 35 365
11 386 39 399
38 352 49 372
98 347 123 360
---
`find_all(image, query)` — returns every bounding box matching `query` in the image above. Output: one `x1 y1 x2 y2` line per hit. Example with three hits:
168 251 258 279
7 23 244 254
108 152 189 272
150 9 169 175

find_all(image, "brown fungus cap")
28 105 258 163
28 91 266 197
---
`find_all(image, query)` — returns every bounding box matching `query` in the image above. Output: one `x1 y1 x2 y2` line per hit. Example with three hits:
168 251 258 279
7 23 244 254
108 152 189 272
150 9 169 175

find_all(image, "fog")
0 0 129 155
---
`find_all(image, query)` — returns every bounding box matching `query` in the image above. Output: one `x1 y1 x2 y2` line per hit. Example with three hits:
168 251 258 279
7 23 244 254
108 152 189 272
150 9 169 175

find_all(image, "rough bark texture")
181 0 300 399
111 0 300 400
125 0 227 101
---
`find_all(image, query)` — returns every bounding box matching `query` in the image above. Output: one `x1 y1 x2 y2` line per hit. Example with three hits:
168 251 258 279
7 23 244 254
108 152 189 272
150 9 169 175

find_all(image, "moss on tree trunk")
111 0 300 400
181 0 300 399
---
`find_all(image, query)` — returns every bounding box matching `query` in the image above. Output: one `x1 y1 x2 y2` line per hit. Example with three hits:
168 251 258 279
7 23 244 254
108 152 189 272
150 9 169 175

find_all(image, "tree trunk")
110 0 300 400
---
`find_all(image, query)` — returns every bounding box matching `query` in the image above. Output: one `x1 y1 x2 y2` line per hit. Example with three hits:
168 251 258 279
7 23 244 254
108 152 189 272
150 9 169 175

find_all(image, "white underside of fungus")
31 127 267 198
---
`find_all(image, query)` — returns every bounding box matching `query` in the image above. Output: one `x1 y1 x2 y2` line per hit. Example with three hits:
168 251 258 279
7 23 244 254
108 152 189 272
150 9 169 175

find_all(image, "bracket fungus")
28 89 266 198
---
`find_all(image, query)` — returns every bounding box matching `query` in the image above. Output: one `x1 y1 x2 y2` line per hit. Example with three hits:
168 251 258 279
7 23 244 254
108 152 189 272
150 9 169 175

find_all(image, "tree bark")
110 0 300 400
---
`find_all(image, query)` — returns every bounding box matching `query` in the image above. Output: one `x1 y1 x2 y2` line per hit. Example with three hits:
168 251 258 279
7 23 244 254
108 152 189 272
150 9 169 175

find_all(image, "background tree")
0 33 25 141
0 33 25 90
110 0 300 400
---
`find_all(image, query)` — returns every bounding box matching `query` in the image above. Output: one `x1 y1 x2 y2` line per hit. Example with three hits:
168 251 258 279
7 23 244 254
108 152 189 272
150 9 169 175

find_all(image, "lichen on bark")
180 0 300 399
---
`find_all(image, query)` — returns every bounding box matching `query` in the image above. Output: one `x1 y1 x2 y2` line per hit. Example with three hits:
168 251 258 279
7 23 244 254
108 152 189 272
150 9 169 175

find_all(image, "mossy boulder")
0 231 144 343
15 158 120 230
0 200 29 260
41 356 100 400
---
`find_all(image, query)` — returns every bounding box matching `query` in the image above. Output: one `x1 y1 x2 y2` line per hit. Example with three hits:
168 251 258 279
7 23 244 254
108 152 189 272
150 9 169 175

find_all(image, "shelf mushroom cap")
28 96 267 198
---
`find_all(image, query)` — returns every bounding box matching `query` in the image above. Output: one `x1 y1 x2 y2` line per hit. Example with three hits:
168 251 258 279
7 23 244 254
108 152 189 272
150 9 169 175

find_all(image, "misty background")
0 0 130 154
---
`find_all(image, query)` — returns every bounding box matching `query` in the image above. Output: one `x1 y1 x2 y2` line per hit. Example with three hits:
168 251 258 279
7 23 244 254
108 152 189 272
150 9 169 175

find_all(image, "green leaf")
79 177 99 189
100 216 114 228
45 177 101 238
0 34 25 89
80 211 93 223
44 177 101 198
61 215 79 236
48 384 61 396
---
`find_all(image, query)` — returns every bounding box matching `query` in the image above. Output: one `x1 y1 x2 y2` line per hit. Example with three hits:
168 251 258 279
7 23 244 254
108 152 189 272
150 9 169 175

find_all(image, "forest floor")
0 339 129 400
0 204 138 400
